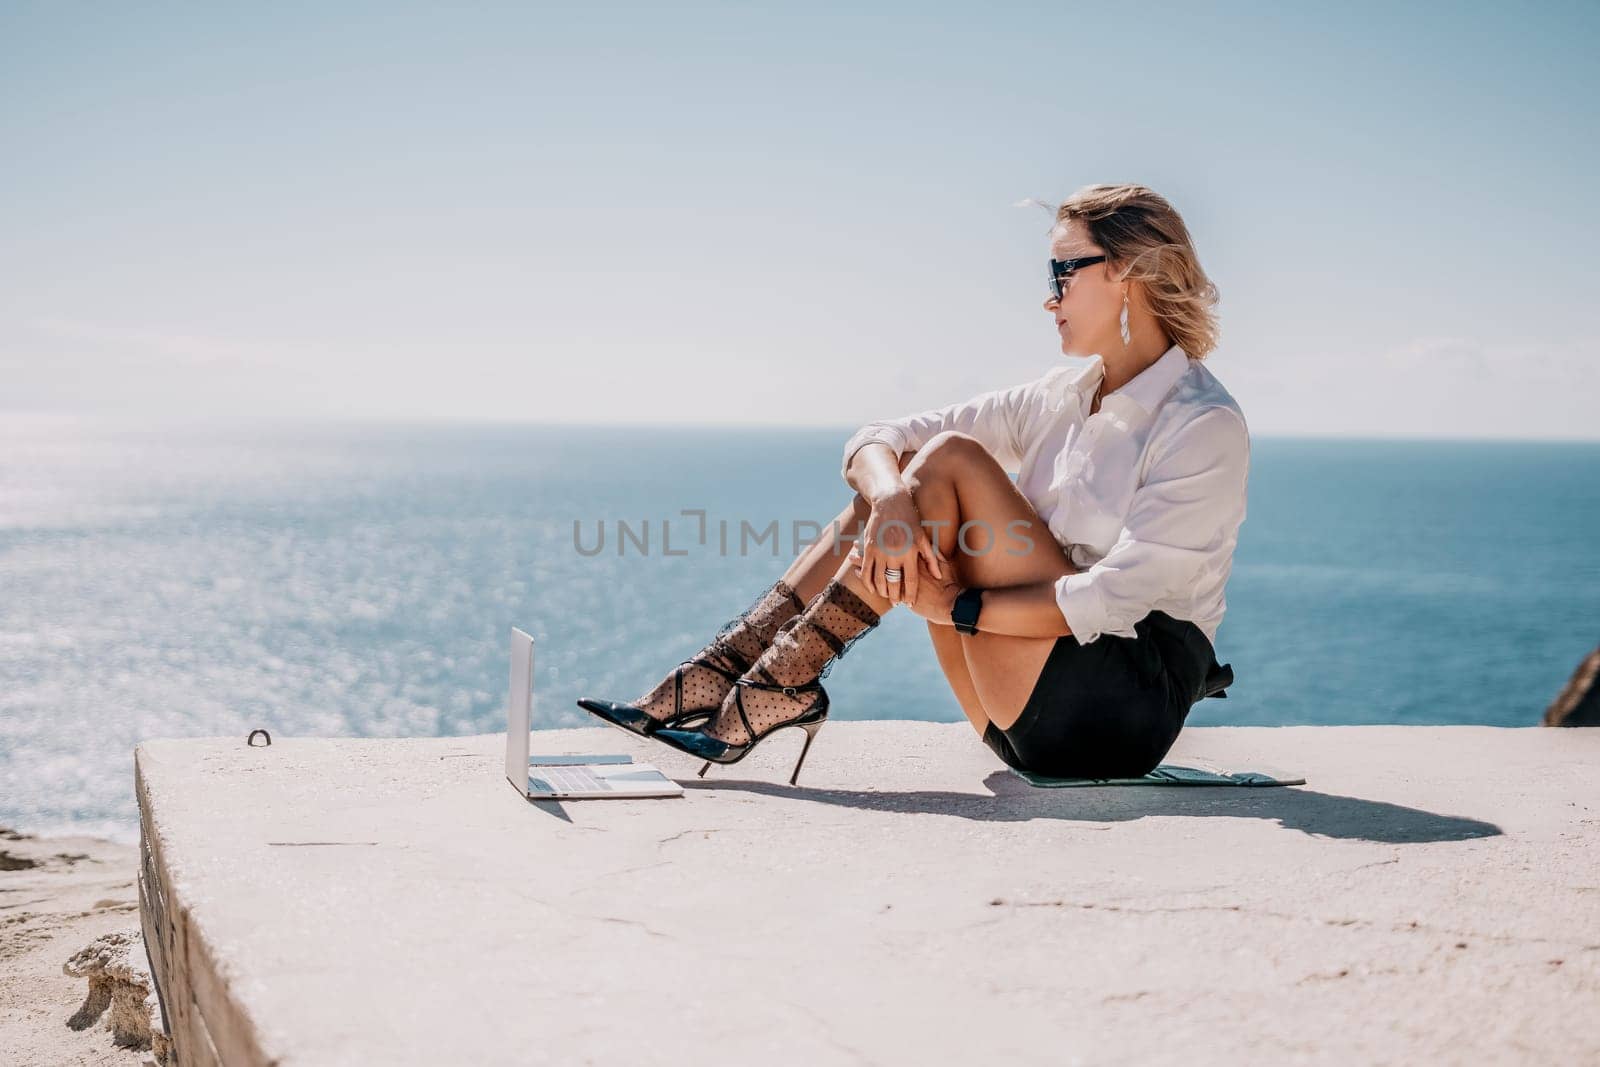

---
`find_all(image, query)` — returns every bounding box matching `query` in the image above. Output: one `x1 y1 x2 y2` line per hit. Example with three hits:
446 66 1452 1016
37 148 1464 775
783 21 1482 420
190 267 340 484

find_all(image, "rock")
63 930 171 1062
1543 646 1600 726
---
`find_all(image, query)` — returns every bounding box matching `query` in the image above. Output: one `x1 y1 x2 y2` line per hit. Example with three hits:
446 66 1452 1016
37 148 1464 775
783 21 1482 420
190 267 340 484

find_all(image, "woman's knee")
903 431 988 480
902 435 993 515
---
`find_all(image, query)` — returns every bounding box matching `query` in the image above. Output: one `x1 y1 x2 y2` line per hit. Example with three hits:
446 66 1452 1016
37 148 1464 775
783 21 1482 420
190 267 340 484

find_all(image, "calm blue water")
2 419 1597 839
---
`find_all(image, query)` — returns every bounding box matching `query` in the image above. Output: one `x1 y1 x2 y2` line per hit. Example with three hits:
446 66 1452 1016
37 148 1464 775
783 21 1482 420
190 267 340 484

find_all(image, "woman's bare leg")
776 451 920 607
619 459 913 729
898 432 1078 732
804 524 987 731
778 494 872 605
926 622 994 734
770 441 1070 733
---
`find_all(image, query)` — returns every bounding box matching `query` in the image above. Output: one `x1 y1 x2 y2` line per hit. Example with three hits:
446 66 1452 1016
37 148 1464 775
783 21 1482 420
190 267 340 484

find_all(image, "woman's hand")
854 486 945 607
904 553 962 625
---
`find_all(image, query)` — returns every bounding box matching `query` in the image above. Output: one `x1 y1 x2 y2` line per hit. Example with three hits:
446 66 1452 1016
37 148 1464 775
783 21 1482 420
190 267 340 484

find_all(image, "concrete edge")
136 746 268 1067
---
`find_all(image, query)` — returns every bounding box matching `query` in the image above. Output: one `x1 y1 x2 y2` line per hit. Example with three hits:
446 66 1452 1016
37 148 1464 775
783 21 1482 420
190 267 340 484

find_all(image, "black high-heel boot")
576 579 805 737
650 577 881 784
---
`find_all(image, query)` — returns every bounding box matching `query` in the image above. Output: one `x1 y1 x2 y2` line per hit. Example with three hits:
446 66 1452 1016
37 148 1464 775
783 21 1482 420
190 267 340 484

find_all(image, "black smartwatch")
951 586 984 635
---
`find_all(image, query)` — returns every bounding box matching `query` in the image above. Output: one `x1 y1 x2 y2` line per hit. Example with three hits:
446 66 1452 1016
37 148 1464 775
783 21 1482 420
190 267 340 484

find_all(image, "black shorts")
981 610 1228 779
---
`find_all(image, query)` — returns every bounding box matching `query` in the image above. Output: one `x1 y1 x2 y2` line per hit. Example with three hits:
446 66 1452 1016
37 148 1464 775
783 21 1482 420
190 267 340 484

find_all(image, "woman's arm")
843 442 908 504
840 378 1033 484
908 572 1075 638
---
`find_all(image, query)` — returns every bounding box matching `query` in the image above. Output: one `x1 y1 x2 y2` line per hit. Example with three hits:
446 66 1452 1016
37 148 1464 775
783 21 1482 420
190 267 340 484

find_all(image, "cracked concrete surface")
134 723 1599 1065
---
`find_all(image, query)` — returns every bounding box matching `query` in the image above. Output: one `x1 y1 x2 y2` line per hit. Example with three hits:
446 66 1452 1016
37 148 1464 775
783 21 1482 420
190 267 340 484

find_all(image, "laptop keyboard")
531 765 613 794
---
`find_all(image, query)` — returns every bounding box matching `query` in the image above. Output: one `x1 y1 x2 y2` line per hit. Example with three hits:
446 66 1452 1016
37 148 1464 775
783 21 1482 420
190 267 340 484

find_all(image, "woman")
578 183 1248 784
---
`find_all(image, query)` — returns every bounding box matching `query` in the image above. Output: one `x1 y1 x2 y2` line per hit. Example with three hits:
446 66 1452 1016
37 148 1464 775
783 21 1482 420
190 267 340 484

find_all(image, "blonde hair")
1053 184 1221 359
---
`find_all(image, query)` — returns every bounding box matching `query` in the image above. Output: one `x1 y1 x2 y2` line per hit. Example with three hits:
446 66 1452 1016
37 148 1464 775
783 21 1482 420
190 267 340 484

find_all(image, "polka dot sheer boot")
650 577 882 784
576 578 806 737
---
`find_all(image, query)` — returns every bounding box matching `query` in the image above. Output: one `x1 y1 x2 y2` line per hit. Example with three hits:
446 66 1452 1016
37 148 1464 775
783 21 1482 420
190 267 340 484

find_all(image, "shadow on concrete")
681 771 1501 844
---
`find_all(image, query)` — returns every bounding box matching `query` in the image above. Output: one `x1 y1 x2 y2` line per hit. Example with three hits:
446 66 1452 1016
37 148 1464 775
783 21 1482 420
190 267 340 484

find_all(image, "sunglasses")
1048 255 1107 301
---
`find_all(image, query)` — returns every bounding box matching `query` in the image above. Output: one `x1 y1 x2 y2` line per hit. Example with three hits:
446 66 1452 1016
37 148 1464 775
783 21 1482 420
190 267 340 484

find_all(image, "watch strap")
951 586 983 635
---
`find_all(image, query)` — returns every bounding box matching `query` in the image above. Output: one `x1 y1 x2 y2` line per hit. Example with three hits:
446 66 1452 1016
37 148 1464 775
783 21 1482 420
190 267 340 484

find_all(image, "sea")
2 417 1597 840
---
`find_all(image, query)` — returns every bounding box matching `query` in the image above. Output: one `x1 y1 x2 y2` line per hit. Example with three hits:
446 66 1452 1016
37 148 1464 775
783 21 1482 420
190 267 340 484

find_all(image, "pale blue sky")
3 1 1596 437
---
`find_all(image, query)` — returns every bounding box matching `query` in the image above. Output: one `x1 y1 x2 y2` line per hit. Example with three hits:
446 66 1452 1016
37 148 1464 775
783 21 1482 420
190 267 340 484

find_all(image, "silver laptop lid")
505 627 534 793
504 626 683 800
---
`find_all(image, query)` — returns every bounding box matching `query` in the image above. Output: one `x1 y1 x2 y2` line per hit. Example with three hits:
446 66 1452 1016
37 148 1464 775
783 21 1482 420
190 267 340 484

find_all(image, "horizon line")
5 410 1600 446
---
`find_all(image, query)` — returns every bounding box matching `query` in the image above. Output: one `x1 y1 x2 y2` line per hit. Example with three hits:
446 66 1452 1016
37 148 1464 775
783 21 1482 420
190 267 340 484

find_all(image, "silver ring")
884 568 903 581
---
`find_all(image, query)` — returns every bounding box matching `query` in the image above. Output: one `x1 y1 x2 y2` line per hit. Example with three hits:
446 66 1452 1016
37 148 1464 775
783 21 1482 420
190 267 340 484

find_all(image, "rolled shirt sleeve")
1054 406 1250 645
841 380 1032 482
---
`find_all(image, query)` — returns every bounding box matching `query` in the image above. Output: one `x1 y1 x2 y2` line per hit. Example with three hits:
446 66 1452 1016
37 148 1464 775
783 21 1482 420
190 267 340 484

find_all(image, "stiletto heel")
788 717 824 785
693 717 817 784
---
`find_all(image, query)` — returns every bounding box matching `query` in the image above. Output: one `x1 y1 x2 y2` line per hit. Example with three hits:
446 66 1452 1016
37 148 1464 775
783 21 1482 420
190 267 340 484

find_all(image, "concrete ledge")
135 723 1600 1065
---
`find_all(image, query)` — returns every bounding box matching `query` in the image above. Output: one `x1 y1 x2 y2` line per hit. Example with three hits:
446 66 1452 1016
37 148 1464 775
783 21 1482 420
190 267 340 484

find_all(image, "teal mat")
1010 761 1305 788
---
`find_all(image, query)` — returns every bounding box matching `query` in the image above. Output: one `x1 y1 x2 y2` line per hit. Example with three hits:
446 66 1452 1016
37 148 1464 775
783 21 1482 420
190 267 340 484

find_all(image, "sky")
2 1 1597 438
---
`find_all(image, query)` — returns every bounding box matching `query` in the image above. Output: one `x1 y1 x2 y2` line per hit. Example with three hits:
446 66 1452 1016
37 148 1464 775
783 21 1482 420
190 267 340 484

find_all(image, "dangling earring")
1118 291 1132 346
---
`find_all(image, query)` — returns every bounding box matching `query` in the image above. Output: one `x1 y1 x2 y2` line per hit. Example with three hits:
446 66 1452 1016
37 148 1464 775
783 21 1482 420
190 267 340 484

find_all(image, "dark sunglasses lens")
1049 255 1104 300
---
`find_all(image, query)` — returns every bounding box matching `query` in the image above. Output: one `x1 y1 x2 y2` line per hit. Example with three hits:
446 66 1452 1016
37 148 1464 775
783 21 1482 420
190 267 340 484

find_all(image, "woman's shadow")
680 770 1499 844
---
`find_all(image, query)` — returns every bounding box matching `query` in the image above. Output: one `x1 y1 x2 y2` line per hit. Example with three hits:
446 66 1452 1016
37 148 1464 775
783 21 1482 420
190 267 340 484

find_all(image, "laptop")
504 627 683 800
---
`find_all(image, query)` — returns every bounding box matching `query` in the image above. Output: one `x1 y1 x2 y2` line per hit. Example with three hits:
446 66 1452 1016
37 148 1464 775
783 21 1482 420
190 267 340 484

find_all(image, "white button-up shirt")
841 342 1250 647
